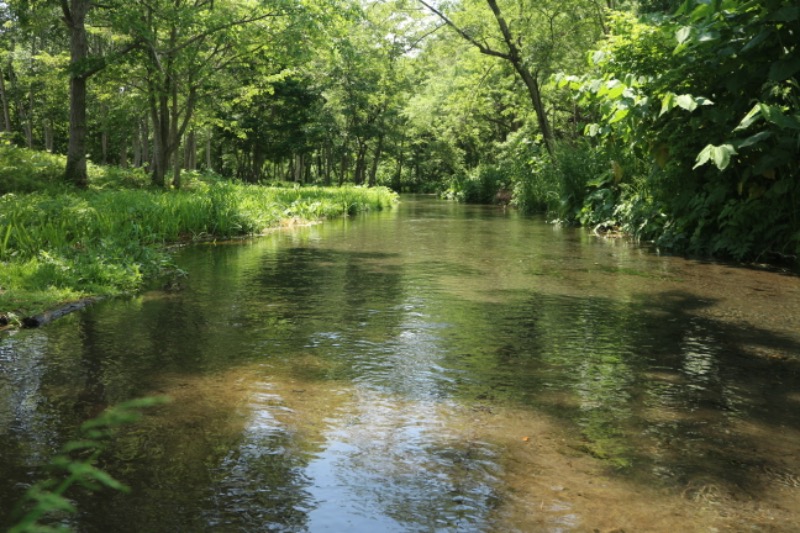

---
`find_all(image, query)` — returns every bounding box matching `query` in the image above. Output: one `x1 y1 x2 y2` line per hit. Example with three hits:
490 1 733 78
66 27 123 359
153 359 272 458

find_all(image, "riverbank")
0 146 397 327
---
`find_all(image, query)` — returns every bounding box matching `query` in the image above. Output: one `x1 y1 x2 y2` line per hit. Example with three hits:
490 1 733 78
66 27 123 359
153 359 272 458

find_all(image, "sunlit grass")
0 145 398 322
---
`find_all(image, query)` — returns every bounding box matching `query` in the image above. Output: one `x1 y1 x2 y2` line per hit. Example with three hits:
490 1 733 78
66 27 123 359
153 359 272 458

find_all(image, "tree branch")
416 0 511 60
60 0 72 25
164 11 286 56
81 39 141 79
485 0 520 62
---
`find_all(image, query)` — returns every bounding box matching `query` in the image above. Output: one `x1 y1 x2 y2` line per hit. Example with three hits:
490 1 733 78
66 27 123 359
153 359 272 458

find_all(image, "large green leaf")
734 104 762 131
694 143 737 170
760 105 800 130
734 131 772 149
769 57 800 81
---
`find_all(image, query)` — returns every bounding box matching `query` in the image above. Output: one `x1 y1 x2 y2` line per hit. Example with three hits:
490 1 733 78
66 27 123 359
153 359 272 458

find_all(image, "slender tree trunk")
44 119 53 152
170 60 181 188
172 138 182 189
252 144 265 182
149 83 170 186
184 129 196 170
339 144 348 185
294 153 306 184
119 133 128 167
484 0 553 152
393 138 404 191
418 0 555 154
354 140 368 185
141 117 149 170
205 132 212 170
133 125 142 167
63 0 92 187
368 134 384 187
22 86 34 148
101 130 108 163
0 65 11 133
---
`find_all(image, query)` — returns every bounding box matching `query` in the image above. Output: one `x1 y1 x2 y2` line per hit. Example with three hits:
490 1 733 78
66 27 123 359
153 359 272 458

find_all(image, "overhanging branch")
416 0 511 60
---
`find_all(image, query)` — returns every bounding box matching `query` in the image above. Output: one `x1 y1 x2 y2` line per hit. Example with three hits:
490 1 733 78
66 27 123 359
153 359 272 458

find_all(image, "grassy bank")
0 145 397 324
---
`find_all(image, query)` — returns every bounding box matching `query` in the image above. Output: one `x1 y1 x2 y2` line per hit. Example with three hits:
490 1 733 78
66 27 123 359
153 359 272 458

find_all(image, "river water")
2 196 800 532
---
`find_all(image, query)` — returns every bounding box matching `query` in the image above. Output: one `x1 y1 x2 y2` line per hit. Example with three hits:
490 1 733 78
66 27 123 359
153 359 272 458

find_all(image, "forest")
1 0 799 321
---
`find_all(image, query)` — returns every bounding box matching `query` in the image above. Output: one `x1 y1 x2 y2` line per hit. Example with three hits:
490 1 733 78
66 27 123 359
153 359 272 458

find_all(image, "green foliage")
10 397 170 533
0 142 67 194
491 128 606 221
557 1 800 262
446 163 509 204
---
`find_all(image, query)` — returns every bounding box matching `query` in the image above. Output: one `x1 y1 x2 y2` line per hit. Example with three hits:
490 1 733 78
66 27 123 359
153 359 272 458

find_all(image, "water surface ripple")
2 196 800 531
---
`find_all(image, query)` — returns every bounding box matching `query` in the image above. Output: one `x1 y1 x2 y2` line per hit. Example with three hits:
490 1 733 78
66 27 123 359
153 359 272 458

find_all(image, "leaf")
675 26 693 44
659 93 675 116
740 29 771 53
675 94 698 111
769 56 800 81
67 462 129 492
694 143 737 170
694 144 713 168
759 104 800 130
697 30 720 42
608 106 630 124
767 5 800 22
600 80 626 99
734 131 771 149
63 440 101 453
585 123 601 137
734 104 762 131
712 144 737 170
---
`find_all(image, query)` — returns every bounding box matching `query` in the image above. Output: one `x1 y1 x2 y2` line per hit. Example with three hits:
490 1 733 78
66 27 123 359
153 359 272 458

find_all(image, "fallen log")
22 298 101 328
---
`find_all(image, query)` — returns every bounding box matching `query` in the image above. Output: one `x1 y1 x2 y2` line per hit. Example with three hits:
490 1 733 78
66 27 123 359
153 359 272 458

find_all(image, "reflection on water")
2 196 800 531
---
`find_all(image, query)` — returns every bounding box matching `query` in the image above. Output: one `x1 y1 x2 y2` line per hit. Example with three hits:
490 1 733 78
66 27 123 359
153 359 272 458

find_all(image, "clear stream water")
2 196 800 532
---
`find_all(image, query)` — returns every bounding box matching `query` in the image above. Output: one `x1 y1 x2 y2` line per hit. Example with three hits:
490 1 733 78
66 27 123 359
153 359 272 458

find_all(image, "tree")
417 0 605 155
61 0 92 186
113 0 291 187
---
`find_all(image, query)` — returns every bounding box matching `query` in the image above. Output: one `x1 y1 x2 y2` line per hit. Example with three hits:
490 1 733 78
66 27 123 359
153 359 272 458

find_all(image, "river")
2 195 800 531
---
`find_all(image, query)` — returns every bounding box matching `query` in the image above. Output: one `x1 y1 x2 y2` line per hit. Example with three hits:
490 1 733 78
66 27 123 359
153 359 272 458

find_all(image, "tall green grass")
0 146 397 322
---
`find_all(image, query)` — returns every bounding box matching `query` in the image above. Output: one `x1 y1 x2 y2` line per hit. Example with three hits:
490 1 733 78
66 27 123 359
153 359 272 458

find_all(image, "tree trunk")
170 66 181 188
205 132 212 170
339 145 348 185
393 138 404 191
63 0 92 188
184 129 196 171
101 129 108 163
172 138 182 189
484 0 553 153
252 144 265 182
23 86 34 148
368 134 384 187
0 64 11 132
418 0 555 154
140 117 150 170
149 82 170 186
515 63 553 152
44 119 54 152
132 124 142 167
354 140 368 185
119 134 128 167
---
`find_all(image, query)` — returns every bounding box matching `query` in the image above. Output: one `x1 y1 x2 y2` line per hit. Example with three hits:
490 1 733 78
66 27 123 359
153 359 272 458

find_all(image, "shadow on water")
450 288 800 497
2 198 800 531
